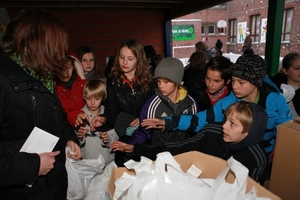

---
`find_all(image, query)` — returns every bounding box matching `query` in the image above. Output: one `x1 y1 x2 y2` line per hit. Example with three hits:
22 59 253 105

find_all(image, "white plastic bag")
208 157 249 200
66 147 105 200
66 152 86 199
112 153 271 200
84 161 116 200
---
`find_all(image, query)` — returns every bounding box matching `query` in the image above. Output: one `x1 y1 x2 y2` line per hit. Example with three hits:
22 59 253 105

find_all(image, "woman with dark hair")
0 7 81 199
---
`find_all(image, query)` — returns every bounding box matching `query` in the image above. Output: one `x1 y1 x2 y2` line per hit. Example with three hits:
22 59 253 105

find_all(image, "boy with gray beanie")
142 54 293 157
109 57 199 152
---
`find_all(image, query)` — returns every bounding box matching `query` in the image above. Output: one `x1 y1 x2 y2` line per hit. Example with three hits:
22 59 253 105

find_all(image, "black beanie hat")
231 54 267 87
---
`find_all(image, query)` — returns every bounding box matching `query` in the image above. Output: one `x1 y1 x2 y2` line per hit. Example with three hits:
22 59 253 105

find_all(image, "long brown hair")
1 7 69 77
110 38 153 92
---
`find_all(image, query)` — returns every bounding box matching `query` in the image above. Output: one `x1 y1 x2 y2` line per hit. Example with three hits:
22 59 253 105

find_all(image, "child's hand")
90 116 106 131
75 112 90 127
77 126 89 140
110 141 134 153
100 132 109 143
129 118 139 127
141 118 165 129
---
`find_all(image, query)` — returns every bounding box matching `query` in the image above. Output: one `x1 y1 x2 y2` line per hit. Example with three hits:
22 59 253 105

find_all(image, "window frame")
250 14 260 42
208 25 215 35
201 25 205 35
228 19 237 43
282 8 293 41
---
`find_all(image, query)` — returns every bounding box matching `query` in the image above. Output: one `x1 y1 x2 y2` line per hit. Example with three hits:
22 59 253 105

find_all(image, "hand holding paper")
20 127 60 186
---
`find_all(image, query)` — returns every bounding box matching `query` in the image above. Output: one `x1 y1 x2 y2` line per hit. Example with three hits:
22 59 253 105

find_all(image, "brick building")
173 0 300 63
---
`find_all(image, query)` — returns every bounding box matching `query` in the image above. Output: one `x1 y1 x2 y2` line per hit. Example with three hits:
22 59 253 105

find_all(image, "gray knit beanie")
231 54 267 87
154 57 184 85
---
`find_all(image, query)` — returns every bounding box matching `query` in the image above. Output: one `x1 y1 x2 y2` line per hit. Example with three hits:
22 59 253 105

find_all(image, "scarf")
8 51 54 93
206 86 229 106
123 76 137 89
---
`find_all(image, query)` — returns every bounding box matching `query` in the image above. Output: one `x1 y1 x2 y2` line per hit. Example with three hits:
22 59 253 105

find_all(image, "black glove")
133 143 166 160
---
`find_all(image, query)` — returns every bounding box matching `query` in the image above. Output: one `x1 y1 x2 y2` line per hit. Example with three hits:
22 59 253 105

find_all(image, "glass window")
208 25 215 35
282 8 293 41
201 25 205 35
250 14 260 42
228 19 237 43
218 27 226 35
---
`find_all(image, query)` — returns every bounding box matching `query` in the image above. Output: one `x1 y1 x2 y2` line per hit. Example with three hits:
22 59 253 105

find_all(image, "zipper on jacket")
131 88 135 96
31 95 38 126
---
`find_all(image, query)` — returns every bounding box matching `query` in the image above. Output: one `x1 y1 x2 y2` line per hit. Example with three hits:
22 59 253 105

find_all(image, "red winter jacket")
55 76 87 126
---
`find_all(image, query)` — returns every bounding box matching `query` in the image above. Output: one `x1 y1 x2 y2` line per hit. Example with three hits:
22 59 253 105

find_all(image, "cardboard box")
269 119 300 200
108 151 280 199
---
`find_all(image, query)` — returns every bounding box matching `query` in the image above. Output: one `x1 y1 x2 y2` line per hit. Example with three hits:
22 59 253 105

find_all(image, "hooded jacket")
162 102 268 182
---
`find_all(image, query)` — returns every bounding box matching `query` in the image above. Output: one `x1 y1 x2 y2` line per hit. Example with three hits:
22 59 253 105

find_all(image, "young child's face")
81 52 95 75
282 57 300 86
156 78 177 97
205 69 228 94
232 76 257 99
57 60 74 82
119 46 137 76
85 96 102 112
222 113 248 144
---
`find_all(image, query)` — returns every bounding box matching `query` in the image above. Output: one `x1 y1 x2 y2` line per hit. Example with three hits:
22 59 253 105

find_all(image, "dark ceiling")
1 0 232 20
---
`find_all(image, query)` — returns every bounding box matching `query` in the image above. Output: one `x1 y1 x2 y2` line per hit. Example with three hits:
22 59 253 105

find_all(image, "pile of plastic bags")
113 152 271 200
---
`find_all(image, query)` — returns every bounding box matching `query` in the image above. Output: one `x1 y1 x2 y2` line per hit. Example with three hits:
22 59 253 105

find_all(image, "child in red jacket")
55 52 87 126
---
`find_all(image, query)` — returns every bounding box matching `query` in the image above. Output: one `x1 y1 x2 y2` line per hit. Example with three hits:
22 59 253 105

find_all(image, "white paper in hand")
20 126 59 154
20 127 59 187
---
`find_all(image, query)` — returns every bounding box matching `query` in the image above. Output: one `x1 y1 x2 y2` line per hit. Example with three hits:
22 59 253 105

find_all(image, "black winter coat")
0 53 79 200
102 77 155 133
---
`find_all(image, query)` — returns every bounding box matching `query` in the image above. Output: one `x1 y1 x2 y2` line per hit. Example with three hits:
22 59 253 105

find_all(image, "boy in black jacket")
131 101 268 182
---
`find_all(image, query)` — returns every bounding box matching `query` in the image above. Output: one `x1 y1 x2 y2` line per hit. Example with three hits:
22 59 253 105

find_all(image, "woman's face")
205 69 228 94
283 57 300 86
57 60 73 82
81 53 95 75
118 46 137 79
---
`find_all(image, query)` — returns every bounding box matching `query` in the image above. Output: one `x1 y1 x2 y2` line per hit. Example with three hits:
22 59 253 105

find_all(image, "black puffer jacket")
102 77 155 132
0 53 79 200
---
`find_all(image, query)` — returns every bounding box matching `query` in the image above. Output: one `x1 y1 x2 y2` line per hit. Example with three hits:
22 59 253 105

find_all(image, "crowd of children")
0 7 298 199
